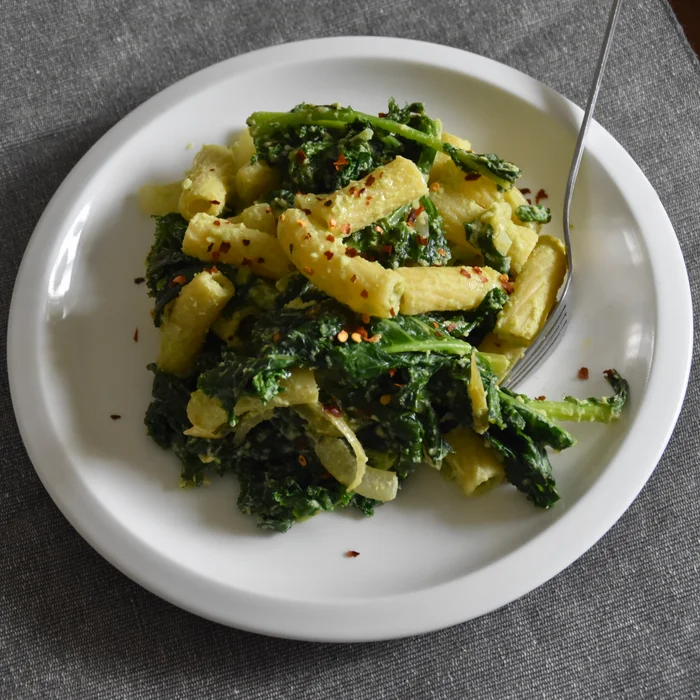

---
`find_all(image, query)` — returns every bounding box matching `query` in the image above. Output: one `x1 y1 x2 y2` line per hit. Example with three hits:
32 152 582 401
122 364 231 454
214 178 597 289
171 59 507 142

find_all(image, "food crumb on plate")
345 550 360 558
578 367 589 380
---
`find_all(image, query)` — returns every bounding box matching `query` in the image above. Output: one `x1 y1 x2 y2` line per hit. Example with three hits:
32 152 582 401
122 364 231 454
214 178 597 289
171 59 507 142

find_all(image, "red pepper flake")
134 277 145 285
333 153 349 170
356 187 366 198
133 327 139 342
417 235 429 246
295 148 307 163
536 189 548 204
435 331 443 338
219 241 231 254
171 274 187 285
206 242 214 252
536 396 546 401
272 333 281 343
438 248 447 257
464 173 481 181
446 323 457 332
257 257 265 263
242 239 251 246
302 208 312 216
326 234 336 242
302 232 312 241
110 414 121 420
209 168 215 172
578 367 589 380
355 327 368 340
460 268 472 279
473 266 482 274
324 251 334 260
265 206 272 214
381 244 393 254
345 247 359 258
361 313 371 324
211 251 221 261
365 196 373 206
297 219 307 228
341 223 351 235
303 266 314 276
241 257 252 267
431 321 439 329
324 404 343 418
345 550 360 558
329 218 337 230
337 330 349 343
603 369 615 379
390 307 396 317
365 174 376 187
360 289 369 298
501 280 514 294
348 187 356 196
520 188 531 195
526 198 532 205
298 454 308 467
367 334 382 343
213 220 221 227
350 274 358 283
429 182 440 192
388 368 396 377
208 265 219 274
209 199 220 205
378 111 388 117
374 226 383 234
406 205 425 227
379 171 384 178
150 309 155 318
289 243 294 254
324 199 333 207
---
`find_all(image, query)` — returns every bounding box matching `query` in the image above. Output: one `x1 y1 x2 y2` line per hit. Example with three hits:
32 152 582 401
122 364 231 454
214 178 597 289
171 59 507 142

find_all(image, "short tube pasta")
228 202 277 236
138 182 182 216
182 213 290 280
397 265 502 315
157 270 235 377
178 145 236 221
494 235 567 345
277 208 405 318
429 184 484 251
444 426 505 496
295 156 428 235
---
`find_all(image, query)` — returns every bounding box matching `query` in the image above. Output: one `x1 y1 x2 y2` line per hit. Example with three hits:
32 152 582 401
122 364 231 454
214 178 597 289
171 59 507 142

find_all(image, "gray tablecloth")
2 0 699 697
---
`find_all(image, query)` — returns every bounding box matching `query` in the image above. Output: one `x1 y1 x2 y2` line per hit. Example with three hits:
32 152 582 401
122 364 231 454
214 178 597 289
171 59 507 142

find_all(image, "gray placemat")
1 0 698 697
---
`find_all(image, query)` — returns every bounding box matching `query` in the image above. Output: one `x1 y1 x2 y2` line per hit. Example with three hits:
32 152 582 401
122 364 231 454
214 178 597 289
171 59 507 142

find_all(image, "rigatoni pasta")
182 213 290 279
277 208 405 318
178 145 236 221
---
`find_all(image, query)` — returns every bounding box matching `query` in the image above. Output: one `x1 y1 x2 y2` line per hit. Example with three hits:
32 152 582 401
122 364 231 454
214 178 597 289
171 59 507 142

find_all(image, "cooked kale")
344 195 451 268
515 204 552 223
247 100 520 192
464 219 511 274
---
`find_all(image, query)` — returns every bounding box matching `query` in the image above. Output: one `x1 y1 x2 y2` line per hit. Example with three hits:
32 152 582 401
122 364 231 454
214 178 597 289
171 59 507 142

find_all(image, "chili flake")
241 257 252 266
242 239 251 246
213 220 221 227
390 307 396 317
429 182 440 192
473 266 482 273
345 247 359 258
329 218 337 230
374 226 383 234
360 289 369 298
324 251 334 260
365 196 373 206
361 314 371 324
272 333 281 343
388 368 396 377
297 219 307 227
211 251 221 261
345 550 360 558
578 367 589 380
350 332 363 343
464 173 480 181
381 244 393 255
133 327 139 342
350 274 358 283
536 188 548 204
298 454 308 467
324 199 333 207
172 275 187 285
209 199 220 205
337 330 349 343
265 206 272 214
365 174 376 187
110 414 121 420
521 188 531 195
460 268 472 279
446 323 457 332
438 248 447 257
379 394 392 406
303 266 314 276
295 148 307 162
134 277 145 285
219 241 231 254
367 334 382 343
207 242 214 252
333 153 349 170
417 235 429 246
341 223 351 235
324 404 342 417
536 396 546 401
326 234 336 242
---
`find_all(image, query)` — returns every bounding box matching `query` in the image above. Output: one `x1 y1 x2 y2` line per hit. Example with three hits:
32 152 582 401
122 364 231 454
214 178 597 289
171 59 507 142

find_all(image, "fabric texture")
1 0 699 697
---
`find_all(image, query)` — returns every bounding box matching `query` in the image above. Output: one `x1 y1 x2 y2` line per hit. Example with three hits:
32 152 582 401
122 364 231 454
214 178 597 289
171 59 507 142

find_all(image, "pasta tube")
235 161 280 206
444 426 505 496
478 332 525 382
157 270 235 377
230 128 256 173
277 208 404 318
429 184 484 251
178 145 236 221
397 265 501 315
228 202 277 236
295 156 428 235
504 186 537 228
182 213 290 280
184 369 319 439
494 235 567 345
504 220 539 276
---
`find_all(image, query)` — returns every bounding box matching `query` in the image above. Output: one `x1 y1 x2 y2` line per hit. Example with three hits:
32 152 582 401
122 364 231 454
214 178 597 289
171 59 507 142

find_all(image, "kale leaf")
515 204 552 223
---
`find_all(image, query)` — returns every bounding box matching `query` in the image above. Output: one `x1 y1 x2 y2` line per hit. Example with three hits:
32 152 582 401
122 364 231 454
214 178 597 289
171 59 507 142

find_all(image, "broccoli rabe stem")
247 106 521 189
504 370 628 424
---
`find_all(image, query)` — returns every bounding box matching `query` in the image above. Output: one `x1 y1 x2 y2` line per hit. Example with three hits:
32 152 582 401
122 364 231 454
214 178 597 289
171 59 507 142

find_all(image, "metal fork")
503 0 623 389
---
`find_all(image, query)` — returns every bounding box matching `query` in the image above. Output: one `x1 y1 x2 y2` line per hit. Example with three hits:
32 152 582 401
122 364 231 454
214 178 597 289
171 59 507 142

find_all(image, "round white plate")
8 37 692 642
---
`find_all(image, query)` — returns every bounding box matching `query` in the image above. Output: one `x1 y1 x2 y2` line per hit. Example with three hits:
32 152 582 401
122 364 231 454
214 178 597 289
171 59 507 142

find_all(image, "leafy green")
344 195 451 268
515 204 552 223
464 219 510 274
247 100 520 192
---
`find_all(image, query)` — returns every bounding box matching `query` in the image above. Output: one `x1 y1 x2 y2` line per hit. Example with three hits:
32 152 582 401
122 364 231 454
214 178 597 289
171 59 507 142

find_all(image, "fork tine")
502 304 568 389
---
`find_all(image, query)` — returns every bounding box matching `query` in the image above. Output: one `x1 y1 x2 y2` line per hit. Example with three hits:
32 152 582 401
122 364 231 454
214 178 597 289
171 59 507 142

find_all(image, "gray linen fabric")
1 0 699 697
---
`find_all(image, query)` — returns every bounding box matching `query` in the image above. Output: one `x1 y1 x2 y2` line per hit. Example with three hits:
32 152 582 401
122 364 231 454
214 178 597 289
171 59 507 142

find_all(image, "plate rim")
8 36 693 642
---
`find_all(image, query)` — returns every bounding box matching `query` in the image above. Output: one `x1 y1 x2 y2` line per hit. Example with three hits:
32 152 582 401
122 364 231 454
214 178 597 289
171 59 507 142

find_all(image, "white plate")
8 37 692 642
